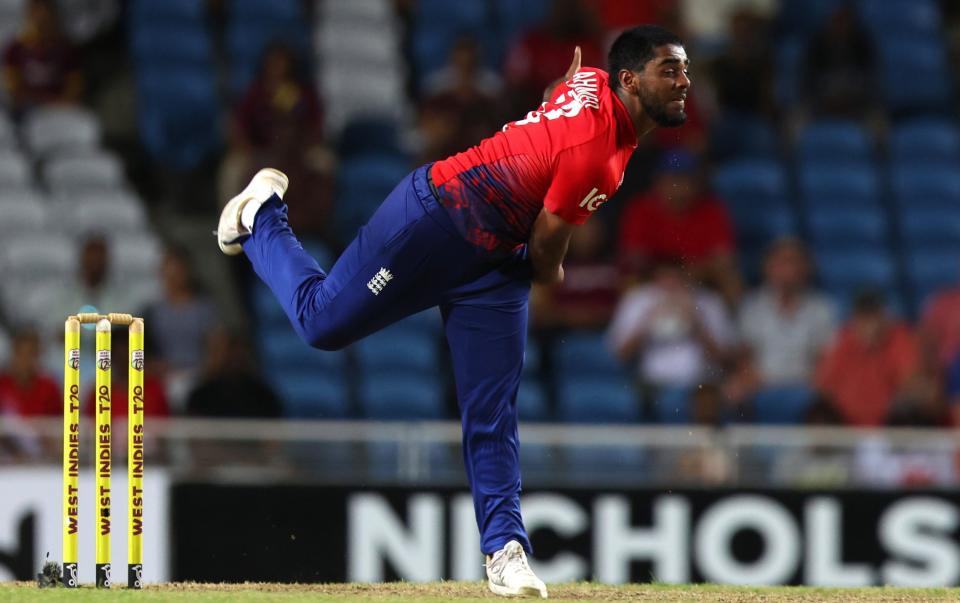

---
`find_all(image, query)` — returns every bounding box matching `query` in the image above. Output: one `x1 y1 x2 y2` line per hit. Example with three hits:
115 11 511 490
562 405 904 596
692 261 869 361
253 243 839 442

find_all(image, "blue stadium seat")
258 328 346 374
555 331 626 378
252 282 288 327
335 156 412 236
710 114 779 161
900 210 960 245
274 372 350 419
225 21 310 95
808 206 887 248
713 160 788 203
355 330 439 374
891 120 960 164
752 385 814 424
797 121 873 163
777 0 846 37
556 377 640 424
299 238 335 268
727 200 798 259
652 386 692 424
518 379 549 422
879 37 952 114
564 445 646 482
338 117 404 159
129 0 206 23
798 162 880 204
137 69 221 169
891 164 960 209
774 36 806 107
231 0 302 22
522 337 541 375
815 247 897 288
412 0 489 78
131 25 212 69
360 374 446 420
814 247 898 302
905 247 960 308
856 0 940 36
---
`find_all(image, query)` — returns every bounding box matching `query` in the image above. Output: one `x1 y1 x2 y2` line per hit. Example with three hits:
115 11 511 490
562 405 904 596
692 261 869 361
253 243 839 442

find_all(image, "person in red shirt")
221 43 328 236
1 0 82 115
618 148 741 302
815 291 922 426
0 328 59 416
217 26 691 597
82 329 169 419
503 0 605 116
531 218 621 330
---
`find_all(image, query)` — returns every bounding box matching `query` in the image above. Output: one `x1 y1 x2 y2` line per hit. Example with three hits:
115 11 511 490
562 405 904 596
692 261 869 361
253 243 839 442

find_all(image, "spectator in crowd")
618 149 741 304
0 328 59 416
941 352 960 425
143 245 221 412
1 0 83 116
418 36 505 163
186 330 282 418
83 328 169 418
802 4 876 118
729 238 836 400
503 0 604 114
530 219 620 331
220 43 331 236
709 8 775 118
50 235 136 332
815 291 921 426
919 277 960 373
607 258 736 392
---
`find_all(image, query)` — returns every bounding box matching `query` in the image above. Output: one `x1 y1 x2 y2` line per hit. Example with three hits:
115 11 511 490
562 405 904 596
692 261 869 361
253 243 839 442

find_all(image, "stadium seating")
554 331 626 378
23 107 100 156
651 387 693 424
0 150 31 189
517 379 549 422
752 386 815 424
797 120 874 163
807 205 887 249
710 114 779 161
276 373 351 419
360 374 446 420
556 376 640 424
890 119 960 164
355 330 439 375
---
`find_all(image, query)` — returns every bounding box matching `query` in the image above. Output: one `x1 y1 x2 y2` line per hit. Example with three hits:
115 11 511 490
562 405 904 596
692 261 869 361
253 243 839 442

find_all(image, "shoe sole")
488 580 548 598
217 168 289 255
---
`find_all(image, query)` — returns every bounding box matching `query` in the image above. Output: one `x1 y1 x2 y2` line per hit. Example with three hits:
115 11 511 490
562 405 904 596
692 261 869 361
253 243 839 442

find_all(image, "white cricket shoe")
486 541 548 599
216 167 289 255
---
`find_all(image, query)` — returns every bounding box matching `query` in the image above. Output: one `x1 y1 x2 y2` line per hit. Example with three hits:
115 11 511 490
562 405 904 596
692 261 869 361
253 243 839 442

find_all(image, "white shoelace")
488 543 537 581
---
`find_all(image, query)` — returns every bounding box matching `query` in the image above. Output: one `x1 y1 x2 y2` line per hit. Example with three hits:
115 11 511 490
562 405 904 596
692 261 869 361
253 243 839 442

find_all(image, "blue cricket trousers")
243 164 533 555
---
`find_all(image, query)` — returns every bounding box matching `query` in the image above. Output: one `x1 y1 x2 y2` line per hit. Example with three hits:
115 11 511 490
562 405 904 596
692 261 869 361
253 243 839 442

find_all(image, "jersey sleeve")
543 137 609 225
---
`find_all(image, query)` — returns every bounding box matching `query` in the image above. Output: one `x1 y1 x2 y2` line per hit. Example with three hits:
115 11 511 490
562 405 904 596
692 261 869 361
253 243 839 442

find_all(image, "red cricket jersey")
430 68 638 252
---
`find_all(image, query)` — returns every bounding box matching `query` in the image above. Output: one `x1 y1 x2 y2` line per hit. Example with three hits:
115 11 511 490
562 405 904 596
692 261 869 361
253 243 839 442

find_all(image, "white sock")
240 198 264 232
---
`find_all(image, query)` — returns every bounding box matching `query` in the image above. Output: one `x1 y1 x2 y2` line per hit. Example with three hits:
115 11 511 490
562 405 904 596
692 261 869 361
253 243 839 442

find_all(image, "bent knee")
301 323 352 351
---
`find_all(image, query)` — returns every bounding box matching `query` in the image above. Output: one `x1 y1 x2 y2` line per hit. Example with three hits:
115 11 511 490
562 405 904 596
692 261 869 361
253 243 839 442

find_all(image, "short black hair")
608 25 683 90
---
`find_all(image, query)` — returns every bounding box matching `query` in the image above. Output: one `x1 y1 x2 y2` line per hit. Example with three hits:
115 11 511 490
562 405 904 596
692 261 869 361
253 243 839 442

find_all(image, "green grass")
3 581 959 602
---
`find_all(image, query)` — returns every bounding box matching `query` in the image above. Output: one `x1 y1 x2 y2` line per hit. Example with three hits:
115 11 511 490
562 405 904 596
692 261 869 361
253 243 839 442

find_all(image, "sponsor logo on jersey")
579 187 608 212
367 268 394 296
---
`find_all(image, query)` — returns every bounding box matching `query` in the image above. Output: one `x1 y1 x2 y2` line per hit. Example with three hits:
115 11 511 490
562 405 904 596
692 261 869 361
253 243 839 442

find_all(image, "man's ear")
617 69 639 94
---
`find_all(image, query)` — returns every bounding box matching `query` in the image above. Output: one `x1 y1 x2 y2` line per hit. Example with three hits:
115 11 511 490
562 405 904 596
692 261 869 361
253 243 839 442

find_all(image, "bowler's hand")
542 46 582 102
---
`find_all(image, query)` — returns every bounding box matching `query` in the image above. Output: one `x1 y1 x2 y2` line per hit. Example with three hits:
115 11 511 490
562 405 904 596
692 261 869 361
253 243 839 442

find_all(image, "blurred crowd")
2 0 960 435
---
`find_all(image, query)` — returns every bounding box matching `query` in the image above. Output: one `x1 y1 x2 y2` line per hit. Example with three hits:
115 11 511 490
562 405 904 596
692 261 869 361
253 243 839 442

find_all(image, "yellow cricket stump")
62 313 144 589
128 318 145 588
62 317 80 587
95 318 112 588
